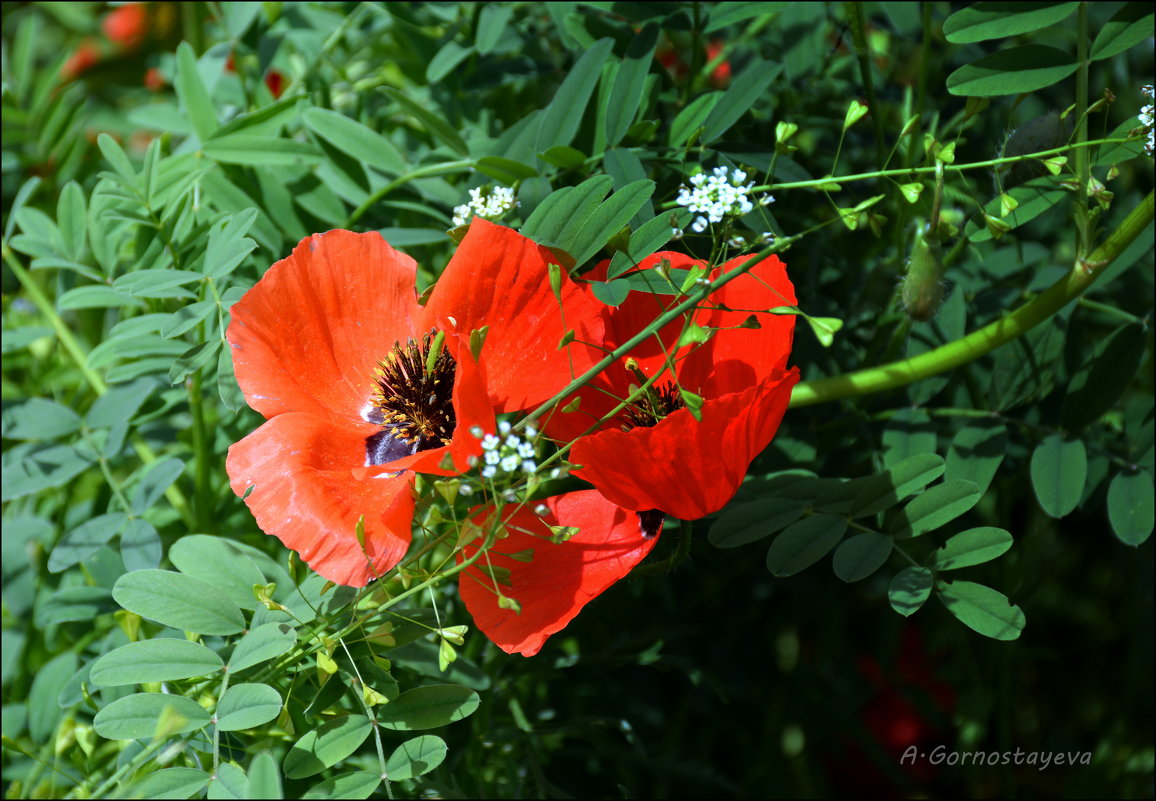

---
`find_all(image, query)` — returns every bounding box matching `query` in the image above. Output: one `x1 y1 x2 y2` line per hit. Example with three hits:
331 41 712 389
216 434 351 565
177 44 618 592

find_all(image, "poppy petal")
458 490 660 656
420 219 604 412
227 230 421 422
679 253 796 397
570 368 800 520
226 412 415 586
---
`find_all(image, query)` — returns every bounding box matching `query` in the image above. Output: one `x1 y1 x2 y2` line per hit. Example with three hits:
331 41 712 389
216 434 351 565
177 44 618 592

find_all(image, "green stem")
344 160 475 227
789 191 1154 407
1074 2 1091 260
189 371 213 532
847 2 886 169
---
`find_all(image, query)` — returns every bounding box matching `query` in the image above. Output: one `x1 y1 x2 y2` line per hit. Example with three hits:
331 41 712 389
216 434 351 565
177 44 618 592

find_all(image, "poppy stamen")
621 381 684 431
365 330 456 466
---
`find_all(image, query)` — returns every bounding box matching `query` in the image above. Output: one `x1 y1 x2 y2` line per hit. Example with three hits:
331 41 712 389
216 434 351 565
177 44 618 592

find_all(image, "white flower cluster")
452 186 518 227
675 166 774 234
727 231 776 250
478 421 537 479
1139 85 1154 157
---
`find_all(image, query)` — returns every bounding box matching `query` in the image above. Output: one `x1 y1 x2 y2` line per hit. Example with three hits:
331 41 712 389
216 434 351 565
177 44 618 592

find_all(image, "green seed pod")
902 225 945 322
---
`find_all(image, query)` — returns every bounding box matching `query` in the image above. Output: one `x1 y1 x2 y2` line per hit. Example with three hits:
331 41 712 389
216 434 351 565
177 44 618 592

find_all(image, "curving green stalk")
789 191 1154 407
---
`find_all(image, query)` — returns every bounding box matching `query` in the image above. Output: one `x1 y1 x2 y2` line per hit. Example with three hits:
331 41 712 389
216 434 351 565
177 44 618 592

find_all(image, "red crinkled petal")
570 368 800 520
458 490 661 656
419 219 605 413
227 230 421 422
226 412 415 587
679 253 796 397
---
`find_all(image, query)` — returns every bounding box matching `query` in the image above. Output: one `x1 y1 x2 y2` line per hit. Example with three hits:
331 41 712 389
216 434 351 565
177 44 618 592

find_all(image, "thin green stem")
189 372 213 532
344 160 475 227
1074 2 1091 260
789 191 1154 407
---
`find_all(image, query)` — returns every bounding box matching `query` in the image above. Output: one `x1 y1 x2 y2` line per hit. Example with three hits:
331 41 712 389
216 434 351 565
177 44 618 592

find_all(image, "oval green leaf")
708 497 805 549
889 567 934 617
931 527 1014 570
112 569 246 635
284 715 373 780
230 622 298 673
94 692 211 740
832 532 893 583
945 419 1007 494
301 772 380 800
938 580 1026 640
375 684 481 731
216 683 282 731
1030 434 1087 518
90 638 223 686
1091 3 1154 61
385 735 448 780
125 767 209 800
766 514 847 577
850 453 946 517
169 534 268 611
1107 469 1154 546
889 479 982 539
947 45 1077 97
943 2 1079 43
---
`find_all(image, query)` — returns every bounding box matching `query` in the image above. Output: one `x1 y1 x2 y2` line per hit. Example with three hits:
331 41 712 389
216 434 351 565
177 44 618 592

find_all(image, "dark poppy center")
365 330 456 466
637 509 664 539
620 382 685 431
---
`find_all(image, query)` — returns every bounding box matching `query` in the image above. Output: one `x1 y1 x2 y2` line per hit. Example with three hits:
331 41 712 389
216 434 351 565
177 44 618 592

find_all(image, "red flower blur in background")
459 490 661 656
225 52 287 100
226 222 605 586
103 3 147 49
546 252 798 521
62 39 101 79
657 36 731 88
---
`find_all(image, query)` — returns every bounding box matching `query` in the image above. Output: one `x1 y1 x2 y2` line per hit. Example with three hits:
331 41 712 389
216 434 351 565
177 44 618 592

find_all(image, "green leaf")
947 45 1078 97
427 40 475 83
381 87 469 157
931 527 1014 570
131 457 185 514
121 518 162 571
114 269 203 299
202 135 322 165
162 300 216 339
301 772 380 801
1090 3 1154 60
5 176 42 242
943 418 1008 494
1107 469 1154 546
385 735 448 780
169 340 223 385
218 346 246 413
708 498 806 549
943 2 1079 43
850 453 946 517
938 580 1025 640
112 569 246 635
567 179 656 265
58 285 142 310
1030 434 1087 518
97 133 138 184
889 480 982 539
217 683 283 731
766 514 847 577
605 23 659 147
606 210 693 278
90 639 224 686
169 534 268 611
2 398 82 440
48 512 128 573
208 762 248 800
2 443 94 501
94 693 211 740
476 4 514 54
535 38 614 152
832 533 893 582
966 176 1068 242
706 2 788 33
284 715 374 780
591 279 631 306
303 108 406 175
523 175 612 246
29 651 76 743
204 209 258 279
703 59 782 142
889 567 934 617
57 181 88 261
248 753 283 800
124 768 209 800
474 155 538 184
1062 322 1147 431
176 41 219 141
376 684 481 730
230 622 298 673
669 92 722 147
882 408 937 468
986 313 1067 408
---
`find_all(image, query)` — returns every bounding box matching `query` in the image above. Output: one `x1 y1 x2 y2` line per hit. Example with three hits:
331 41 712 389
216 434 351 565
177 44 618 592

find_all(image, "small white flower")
481 434 500 451
484 450 501 466
482 465 496 478
691 216 708 233
1139 85 1154 157
500 454 520 472
522 460 536 473
498 420 511 435
674 165 760 232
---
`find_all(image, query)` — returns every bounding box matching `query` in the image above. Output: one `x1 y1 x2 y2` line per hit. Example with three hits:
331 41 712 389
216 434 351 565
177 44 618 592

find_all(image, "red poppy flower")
226 221 605 586
545 251 799 521
458 490 662 656
103 3 147 49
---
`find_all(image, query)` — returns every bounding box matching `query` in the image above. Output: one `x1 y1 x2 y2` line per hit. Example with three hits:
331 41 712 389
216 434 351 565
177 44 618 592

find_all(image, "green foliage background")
2 2 1153 798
